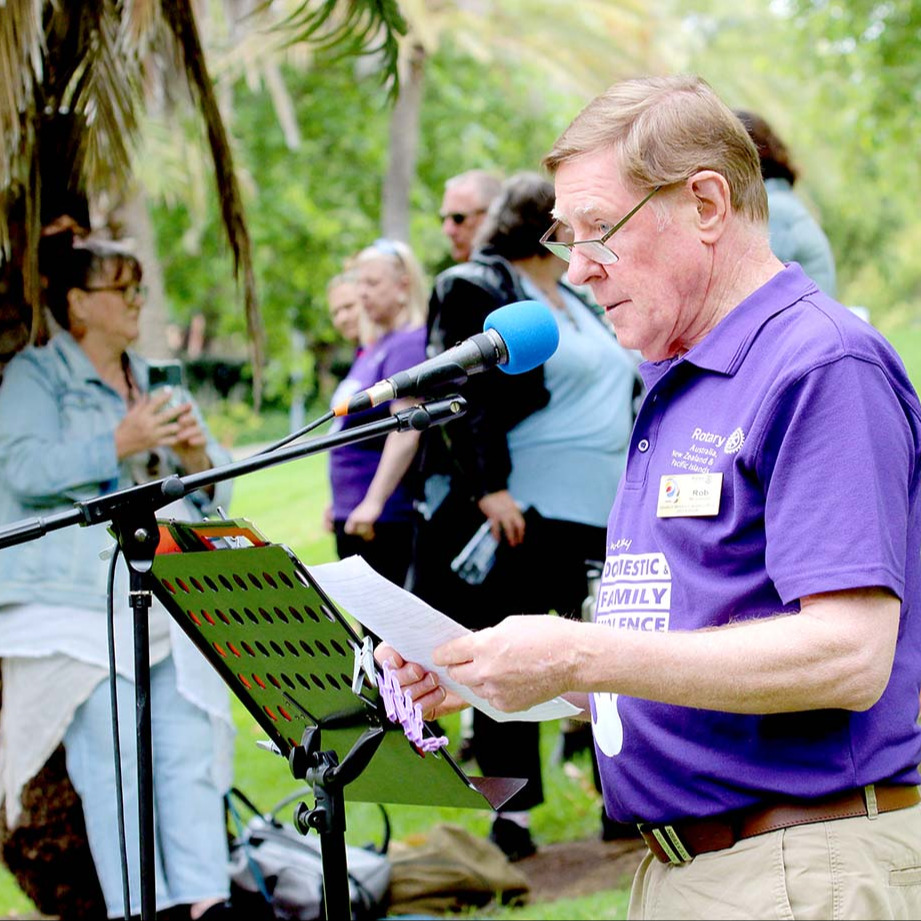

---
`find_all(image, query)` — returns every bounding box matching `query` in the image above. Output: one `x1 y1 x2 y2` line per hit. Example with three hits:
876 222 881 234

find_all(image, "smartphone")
147 360 186 408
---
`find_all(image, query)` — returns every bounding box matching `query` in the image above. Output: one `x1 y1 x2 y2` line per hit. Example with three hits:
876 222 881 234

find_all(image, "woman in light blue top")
427 172 641 859
735 109 837 296
0 224 238 921
509 272 636 528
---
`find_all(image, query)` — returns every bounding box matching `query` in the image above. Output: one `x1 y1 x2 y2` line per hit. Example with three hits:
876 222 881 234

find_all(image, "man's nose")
566 248 604 287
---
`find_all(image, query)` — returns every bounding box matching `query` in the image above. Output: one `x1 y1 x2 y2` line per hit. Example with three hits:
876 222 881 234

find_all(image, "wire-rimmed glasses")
540 186 661 265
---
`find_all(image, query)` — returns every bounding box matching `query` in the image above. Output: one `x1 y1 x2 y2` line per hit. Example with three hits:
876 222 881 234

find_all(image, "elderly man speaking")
380 74 921 920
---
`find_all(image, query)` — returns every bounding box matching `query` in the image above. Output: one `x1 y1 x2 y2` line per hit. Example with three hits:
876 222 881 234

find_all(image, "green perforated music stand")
149 517 525 919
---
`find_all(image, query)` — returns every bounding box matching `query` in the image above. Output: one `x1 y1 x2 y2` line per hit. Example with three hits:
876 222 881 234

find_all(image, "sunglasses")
439 209 486 226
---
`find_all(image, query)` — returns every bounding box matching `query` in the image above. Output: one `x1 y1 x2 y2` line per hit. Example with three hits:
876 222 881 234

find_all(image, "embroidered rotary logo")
724 427 745 454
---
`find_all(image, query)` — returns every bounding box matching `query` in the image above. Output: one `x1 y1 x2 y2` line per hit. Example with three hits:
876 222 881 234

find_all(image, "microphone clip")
393 396 467 432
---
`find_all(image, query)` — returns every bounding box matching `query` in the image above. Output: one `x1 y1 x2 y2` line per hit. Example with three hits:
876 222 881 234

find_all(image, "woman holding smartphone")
0 221 241 920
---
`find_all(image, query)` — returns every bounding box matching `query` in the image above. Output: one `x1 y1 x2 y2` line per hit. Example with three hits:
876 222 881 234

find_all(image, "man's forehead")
443 181 481 206
551 149 630 221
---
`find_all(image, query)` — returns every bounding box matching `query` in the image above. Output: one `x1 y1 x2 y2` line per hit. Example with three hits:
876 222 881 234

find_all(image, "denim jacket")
0 332 232 609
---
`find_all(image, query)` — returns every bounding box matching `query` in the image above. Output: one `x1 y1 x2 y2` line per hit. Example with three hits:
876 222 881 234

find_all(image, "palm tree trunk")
381 42 426 242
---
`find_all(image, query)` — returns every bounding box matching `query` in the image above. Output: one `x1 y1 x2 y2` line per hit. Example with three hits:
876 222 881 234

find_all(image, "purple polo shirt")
593 264 921 824
328 326 426 522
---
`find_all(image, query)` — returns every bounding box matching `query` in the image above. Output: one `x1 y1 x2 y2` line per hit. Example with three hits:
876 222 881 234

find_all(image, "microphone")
333 300 559 416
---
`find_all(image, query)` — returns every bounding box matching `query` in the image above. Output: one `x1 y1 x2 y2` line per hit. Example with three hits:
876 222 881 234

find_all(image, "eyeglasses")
83 282 147 302
540 186 661 265
439 209 486 225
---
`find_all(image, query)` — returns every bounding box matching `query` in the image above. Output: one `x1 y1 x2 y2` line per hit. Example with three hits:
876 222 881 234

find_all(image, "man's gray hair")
445 169 504 209
543 74 767 223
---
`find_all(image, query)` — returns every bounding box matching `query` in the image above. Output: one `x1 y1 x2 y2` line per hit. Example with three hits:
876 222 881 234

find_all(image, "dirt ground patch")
515 836 646 904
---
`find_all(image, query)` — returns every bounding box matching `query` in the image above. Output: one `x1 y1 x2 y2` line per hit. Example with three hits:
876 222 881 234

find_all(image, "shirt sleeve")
379 328 427 379
0 353 120 506
758 354 914 603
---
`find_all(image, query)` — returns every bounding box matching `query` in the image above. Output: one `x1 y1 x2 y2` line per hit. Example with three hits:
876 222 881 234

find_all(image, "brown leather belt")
639 784 920 865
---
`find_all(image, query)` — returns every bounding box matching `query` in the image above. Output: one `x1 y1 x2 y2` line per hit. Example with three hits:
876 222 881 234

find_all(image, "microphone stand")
0 396 466 921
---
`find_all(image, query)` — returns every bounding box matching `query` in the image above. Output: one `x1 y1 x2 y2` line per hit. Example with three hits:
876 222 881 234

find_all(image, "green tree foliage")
792 0 921 145
667 0 921 328
787 0 921 325
150 38 588 404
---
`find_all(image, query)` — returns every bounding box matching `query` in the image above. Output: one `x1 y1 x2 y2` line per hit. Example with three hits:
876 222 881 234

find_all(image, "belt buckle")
639 823 693 865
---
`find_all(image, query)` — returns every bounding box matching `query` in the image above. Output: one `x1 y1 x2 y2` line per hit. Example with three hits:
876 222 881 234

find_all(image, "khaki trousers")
628 804 921 920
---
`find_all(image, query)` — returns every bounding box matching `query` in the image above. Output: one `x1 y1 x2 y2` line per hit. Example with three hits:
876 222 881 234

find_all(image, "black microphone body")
334 329 506 416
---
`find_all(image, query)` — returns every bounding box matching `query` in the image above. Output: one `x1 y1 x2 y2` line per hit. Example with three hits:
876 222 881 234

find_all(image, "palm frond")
160 0 265 406
66 2 142 196
122 0 163 53
0 0 45 258
275 0 407 93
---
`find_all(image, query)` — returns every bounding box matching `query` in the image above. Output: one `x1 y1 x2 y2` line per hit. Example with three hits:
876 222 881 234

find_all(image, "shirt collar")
51 330 101 382
51 329 145 391
641 263 819 388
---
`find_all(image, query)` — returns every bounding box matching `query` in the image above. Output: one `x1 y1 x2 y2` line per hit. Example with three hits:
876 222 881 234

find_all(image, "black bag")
226 787 391 921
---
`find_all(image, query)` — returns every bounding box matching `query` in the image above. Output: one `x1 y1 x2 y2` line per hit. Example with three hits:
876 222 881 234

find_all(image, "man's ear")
688 170 732 243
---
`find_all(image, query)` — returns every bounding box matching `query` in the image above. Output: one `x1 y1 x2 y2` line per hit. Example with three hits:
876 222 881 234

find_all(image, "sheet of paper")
310 555 579 723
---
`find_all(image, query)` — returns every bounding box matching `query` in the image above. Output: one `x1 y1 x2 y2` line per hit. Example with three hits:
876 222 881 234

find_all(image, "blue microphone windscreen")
483 300 560 375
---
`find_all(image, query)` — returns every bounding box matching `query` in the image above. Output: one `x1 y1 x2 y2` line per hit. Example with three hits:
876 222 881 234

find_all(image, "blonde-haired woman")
326 239 427 588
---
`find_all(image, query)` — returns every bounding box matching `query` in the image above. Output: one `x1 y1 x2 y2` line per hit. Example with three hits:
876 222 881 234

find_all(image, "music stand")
0 396 480 920
149 516 526 920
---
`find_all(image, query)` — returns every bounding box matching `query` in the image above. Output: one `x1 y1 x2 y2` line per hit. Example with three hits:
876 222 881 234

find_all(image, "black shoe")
489 817 537 861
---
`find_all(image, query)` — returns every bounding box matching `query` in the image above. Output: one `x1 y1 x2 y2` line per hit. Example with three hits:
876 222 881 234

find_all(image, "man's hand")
344 497 383 542
433 615 586 712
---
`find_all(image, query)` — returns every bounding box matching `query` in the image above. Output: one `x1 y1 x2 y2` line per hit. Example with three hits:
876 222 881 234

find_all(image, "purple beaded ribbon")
377 662 449 753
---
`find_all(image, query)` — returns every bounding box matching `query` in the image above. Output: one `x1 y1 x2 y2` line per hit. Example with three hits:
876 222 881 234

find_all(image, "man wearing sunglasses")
439 169 503 264
382 75 921 919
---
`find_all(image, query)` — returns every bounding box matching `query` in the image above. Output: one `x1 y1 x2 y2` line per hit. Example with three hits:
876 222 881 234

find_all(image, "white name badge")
656 473 722 518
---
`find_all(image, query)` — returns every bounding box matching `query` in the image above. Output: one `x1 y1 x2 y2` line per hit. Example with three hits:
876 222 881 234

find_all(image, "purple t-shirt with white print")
328 326 426 522
593 264 921 824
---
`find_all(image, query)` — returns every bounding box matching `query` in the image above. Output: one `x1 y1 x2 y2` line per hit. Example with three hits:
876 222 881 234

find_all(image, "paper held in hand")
310 555 580 723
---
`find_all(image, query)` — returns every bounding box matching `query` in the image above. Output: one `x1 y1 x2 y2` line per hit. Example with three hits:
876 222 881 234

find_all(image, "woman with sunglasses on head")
325 239 428 589
0 221 240 920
